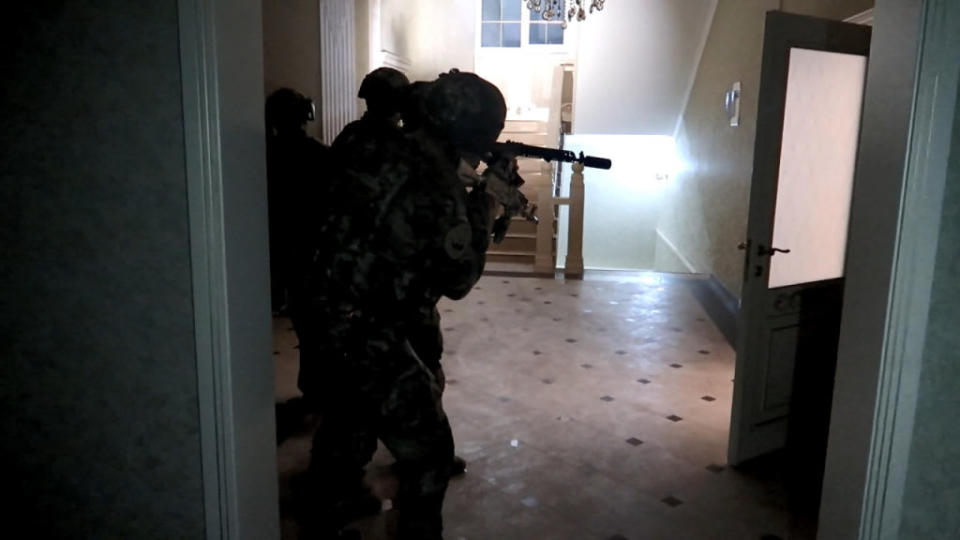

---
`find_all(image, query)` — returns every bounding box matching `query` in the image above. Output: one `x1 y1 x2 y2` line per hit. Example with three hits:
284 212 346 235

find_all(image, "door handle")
757 245 791 257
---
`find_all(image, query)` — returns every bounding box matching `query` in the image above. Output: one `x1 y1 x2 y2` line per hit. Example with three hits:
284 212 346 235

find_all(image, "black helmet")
358 67 410 116
418 70 506 153
265 88 315 135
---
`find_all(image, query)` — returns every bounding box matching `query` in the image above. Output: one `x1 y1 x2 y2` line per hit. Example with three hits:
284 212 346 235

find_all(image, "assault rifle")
488 141 613 170
478 141 613 243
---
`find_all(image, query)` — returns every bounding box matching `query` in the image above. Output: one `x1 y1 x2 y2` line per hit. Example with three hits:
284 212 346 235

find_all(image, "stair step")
483 261 553 277
486 251 535 265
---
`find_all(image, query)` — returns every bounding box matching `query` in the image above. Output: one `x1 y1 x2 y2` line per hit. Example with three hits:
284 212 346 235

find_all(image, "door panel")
728 12 871 466
769 48 866 288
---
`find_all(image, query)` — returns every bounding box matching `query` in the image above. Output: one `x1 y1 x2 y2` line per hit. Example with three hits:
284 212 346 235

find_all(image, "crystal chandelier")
526 0 606 28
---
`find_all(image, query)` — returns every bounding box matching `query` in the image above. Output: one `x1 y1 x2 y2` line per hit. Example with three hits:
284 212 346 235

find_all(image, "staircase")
484 119 559 276
483 63 580 278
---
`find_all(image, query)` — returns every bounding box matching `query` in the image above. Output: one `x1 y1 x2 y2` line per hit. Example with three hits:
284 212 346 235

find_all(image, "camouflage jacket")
312 125 491 336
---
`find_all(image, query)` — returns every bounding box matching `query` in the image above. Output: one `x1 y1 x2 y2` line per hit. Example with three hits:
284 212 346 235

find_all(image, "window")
528 6 565 45
482 0 522 48
481 0 565 48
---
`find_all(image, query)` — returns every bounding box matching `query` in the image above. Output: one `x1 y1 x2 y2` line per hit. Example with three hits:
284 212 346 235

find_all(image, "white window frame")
476 0 572 53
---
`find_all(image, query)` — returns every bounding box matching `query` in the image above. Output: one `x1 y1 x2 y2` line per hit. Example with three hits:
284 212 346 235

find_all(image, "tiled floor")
276 272 796 540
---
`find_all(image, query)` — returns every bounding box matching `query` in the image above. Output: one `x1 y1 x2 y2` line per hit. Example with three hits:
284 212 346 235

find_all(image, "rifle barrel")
490 141 612 170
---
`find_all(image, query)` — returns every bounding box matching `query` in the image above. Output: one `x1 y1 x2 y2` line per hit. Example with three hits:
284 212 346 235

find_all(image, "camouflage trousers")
309 335 453 540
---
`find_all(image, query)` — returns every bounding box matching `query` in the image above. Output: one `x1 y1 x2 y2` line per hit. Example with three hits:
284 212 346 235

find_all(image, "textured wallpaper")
0 2 205 538
657 0 874 299
899 66 960 540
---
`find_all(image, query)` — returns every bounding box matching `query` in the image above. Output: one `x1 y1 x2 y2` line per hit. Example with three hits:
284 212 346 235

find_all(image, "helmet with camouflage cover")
358 67 410 117
417 70 507 154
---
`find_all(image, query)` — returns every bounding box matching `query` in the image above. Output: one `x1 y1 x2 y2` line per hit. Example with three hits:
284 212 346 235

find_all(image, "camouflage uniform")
305 71 504 539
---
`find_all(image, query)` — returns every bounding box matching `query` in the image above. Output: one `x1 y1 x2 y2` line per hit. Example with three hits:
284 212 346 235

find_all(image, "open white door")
728 12 871 465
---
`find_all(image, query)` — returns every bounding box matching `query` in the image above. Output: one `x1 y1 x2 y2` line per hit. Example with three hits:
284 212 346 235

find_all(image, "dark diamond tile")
701 395 716 402
446 350 456 356
502 280 510 283
615 350 627 355
581 363 593 369
541 378 554 385
670 327 683 332
498 396 511 402
478 301 486 305
532 350 542 356
522 328 530 332
446 379 458 386
625 437 643 446
535 287 542 290
666 414 683 422
698 349 710 355
553 317 563 322
570 293 579 297
444 327 455 331
481 317 490 322
475 286 482 290
661 495 683 507
600 395 614 402
565 338 577 343
637 378 651 384
597 327 607 332
544 300 552 304
670 363 683 369
508 293 516 297
706 464 725 473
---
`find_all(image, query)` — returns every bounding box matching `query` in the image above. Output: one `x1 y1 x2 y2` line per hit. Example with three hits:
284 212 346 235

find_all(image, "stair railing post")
565 162 585 279
534 179 555 275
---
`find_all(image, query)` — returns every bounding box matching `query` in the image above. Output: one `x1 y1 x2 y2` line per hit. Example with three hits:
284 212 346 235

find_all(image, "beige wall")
262 0 322 139
408 0 475 81
355 0 474 89
574 0 717 135
656 0 873 297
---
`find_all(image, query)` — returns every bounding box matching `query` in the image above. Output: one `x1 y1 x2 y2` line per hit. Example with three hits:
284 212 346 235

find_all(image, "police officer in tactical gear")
301 70 505 539
264 88 331 447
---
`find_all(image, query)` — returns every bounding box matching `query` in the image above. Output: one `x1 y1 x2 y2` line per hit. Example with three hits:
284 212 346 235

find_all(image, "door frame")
179 0 279 538
818 0 931 538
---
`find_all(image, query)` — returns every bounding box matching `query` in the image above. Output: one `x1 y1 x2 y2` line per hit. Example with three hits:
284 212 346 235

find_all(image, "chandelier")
526 0 607 28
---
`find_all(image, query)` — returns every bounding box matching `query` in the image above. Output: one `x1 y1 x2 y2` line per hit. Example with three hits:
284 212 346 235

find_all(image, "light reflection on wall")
556 135 679 270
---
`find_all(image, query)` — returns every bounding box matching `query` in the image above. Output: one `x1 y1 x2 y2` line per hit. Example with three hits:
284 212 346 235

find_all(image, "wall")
0 2 205 537
899 94 960 538
357 0 475 84
263 0 322 139
556 135 676 270
655 0 873 297
573 0 717 135
897 7 960 534
408 0 476 81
